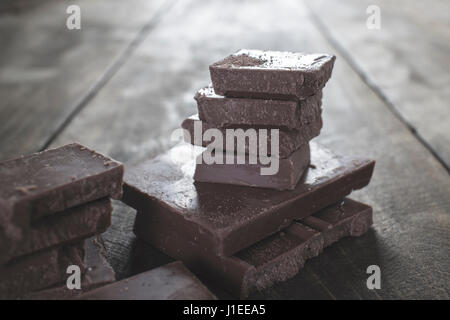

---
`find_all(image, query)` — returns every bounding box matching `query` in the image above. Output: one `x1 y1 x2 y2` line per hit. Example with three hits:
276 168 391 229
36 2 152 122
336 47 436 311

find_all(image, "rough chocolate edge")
241 200 372 298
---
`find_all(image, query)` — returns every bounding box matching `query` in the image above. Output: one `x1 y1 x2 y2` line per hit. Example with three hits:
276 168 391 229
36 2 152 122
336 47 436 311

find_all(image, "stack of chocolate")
182 49 333 190
122 49 376 298
0 143 123 299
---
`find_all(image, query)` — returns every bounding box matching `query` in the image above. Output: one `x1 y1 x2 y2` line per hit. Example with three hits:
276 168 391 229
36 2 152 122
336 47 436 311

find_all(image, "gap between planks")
304 1 450 174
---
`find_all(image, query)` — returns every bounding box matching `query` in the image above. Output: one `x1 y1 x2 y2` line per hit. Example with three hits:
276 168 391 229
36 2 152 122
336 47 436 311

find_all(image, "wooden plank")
307 0 450 170
50 0 450 299
0 0 167 161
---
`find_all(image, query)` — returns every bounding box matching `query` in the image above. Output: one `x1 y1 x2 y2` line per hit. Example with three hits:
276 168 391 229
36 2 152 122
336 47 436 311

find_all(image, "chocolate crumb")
14 185 37 194
104 160 113 167
309 163 316 169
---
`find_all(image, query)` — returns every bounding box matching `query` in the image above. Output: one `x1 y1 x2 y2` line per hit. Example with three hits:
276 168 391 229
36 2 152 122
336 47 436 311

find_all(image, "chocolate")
10 198 111 262
24 237 116 300
0 143 123 264
77 261 216 300
122 142 375 256
209 49 335 100
135 198 372 298
196 85 322 130
182 114 322 158
80 236 115 290
194 143 310 190
0 242 85 300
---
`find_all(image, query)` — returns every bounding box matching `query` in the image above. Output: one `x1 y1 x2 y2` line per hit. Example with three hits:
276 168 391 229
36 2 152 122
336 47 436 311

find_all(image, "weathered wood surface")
308 0 450 170
0 0 52 14
1 0 449 299
0 0 166 161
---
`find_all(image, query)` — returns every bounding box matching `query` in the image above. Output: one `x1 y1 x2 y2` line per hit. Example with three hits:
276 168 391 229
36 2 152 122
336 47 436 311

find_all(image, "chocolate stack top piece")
0 143 123 220
209 49 335 100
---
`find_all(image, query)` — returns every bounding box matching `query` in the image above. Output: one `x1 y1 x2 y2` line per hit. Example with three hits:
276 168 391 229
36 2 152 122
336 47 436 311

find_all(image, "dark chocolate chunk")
194 143 310 190
0 143 123 264
122 142 375 256
0 242 85 300
182 114 322 158
24 237 116 300
10 198 111 262
134 198 372 298
77 261 216 300
196 85 322 130
209 49 335 100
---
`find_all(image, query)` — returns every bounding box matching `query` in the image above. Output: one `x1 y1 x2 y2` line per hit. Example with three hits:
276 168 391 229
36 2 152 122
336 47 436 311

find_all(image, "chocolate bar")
24 237 116 300
122 142 375 256
10 198 111 262
196 85 322 130
209 49 335 100
182 114 322 158
0 143 123 264
0 242 85 300
77 261 216 300
135 198 372 298
194 143 310 190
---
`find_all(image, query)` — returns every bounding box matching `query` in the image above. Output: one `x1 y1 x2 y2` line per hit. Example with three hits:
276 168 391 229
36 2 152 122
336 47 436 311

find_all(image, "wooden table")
1 0 449 299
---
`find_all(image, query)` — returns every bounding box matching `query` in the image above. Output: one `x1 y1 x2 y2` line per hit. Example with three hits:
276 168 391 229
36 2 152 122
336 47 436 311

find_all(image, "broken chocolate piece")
134 198 372 298
10 198 111 261
0 242 85 300
77 261 216 300
80 236 115 290
182 114 322 158
196 85 322 130
122 142 375 256
209 49 335 100
0 143 123 264
194 143 310 190
23 237 116 300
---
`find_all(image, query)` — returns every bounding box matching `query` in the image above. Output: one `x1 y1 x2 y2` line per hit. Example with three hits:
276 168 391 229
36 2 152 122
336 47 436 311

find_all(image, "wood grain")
48 0 450 299
307 0 450 170
0 0 166 161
